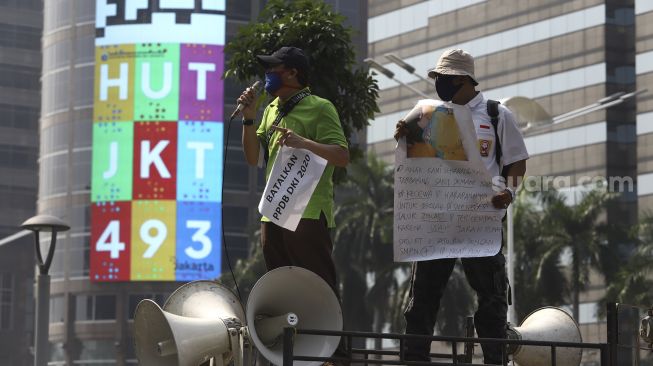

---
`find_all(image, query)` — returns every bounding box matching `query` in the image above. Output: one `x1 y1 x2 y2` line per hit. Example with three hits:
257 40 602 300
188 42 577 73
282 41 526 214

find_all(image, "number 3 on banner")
96 220 126 259
185 220 212 259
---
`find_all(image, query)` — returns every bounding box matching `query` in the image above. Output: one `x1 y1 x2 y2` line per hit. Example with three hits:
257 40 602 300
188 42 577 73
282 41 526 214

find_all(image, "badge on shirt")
478 139 492 157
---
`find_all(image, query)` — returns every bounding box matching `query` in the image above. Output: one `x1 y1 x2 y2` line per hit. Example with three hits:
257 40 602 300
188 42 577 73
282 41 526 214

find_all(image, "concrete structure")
636 1 653 211
366 0 641 358
0 0 42 365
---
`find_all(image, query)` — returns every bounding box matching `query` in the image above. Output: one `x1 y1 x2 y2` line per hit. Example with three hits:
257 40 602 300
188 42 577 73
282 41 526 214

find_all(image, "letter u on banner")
258 146 327 231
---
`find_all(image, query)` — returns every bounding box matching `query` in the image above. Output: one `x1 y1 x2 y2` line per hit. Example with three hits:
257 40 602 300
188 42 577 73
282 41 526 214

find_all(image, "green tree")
224 0 379 172
604 214 653 306
512 188 619 321
333 154 400 345
512 190 568 320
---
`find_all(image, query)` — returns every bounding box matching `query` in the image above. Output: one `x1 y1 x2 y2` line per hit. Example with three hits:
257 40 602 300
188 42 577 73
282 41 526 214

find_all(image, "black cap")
256 46 309 73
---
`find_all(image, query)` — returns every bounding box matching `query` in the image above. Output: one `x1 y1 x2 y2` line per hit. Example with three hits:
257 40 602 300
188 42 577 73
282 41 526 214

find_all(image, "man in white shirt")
394 49 528 364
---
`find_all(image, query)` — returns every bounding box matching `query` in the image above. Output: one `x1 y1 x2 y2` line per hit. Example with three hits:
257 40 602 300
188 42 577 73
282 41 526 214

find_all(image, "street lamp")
364 58 430 99
501 89 647 325
384 53 433 85
21 215 70 366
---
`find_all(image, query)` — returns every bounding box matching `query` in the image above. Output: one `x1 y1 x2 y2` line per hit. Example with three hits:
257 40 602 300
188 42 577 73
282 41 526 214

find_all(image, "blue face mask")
264 71 283 94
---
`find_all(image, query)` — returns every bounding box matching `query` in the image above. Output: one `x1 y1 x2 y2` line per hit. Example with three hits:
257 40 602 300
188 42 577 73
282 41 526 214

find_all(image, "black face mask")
435 75 462 101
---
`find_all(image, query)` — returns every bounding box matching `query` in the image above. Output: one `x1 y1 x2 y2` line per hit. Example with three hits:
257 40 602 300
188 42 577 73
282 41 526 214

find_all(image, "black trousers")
261 214 349 364
403 253 508 364
261 213 338 295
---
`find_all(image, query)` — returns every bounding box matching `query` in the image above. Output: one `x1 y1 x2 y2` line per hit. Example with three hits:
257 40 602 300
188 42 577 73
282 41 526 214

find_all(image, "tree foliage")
603 214 653 307
224 0 379 172
512 187 623 321
333 154 399 337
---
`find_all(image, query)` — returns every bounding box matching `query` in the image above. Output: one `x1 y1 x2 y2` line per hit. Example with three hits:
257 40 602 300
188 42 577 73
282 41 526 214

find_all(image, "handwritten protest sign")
259 146 327 231
394 100 505 262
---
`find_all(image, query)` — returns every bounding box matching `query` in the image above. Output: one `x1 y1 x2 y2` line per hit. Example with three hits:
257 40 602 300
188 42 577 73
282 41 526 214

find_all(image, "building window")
49 295 65 324
0 273 13 330
77 339 116 364
127 293 167 319
75 294 116 321
222 206 248 233
49 342 66 363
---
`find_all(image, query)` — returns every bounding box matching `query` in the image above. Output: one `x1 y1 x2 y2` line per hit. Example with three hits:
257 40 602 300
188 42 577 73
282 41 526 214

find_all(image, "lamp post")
502 89 646 324
384 53 433 85
364 58 430 99
21 215 70 366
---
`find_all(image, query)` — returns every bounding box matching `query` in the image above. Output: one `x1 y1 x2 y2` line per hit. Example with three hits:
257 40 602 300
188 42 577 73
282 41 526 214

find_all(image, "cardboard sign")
259 146 327 231
394 100 504 261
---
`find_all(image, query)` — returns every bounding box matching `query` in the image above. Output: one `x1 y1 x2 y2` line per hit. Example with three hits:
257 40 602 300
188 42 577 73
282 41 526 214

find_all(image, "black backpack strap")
487 99 502 170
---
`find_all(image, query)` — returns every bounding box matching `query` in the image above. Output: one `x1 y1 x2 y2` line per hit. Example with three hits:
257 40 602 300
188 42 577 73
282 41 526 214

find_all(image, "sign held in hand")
394 100 504 262
258 146 327 231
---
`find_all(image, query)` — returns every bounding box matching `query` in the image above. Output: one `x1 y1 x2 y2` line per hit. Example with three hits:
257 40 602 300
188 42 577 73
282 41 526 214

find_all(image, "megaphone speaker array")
247 266 343 366
133 268 343 366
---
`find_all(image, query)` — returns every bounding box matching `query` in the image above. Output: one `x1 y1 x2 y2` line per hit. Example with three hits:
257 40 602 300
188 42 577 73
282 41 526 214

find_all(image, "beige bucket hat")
427 49 478 85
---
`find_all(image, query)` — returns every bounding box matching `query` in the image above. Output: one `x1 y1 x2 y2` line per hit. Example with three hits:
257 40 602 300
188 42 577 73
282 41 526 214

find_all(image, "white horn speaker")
133 281 246 366
246 266 343 366
164 280 246 322
507 307 582 366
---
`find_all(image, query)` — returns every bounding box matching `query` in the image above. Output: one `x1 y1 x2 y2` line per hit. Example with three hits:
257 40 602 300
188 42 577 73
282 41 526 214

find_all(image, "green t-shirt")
256 88 348 228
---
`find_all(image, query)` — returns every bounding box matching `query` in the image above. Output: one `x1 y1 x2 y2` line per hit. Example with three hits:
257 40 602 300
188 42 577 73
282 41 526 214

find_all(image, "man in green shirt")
238 46 349 297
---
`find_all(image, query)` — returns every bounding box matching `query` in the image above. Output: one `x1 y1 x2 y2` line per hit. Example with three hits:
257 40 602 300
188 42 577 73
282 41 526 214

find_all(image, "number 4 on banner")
96 220 126 259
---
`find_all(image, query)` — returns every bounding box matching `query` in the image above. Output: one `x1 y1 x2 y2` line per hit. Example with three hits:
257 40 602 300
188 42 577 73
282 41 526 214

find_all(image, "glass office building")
0 0 42 365
636 2 653 210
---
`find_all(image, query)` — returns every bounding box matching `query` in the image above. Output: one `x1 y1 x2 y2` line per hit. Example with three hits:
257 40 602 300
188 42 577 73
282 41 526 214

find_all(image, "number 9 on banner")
131 201 176 281
140 219 167 258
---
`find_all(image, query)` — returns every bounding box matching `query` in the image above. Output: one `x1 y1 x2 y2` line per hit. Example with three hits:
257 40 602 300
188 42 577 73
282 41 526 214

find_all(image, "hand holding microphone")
233 80 262 121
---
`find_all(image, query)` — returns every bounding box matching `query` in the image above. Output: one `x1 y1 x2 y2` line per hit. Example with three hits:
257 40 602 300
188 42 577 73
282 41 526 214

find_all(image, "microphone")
230 80 262 120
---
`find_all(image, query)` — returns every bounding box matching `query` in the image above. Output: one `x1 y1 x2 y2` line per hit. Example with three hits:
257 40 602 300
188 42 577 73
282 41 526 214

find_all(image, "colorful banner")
90 0 226 282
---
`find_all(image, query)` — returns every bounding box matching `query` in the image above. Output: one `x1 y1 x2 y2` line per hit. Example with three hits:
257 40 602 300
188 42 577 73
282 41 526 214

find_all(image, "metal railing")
281 328 609 366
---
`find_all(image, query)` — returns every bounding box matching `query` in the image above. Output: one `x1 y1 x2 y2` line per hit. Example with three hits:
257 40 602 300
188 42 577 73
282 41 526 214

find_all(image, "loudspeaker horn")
164 280 246 323
246 266 343 366
507 307 582 366
134 281 246 366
